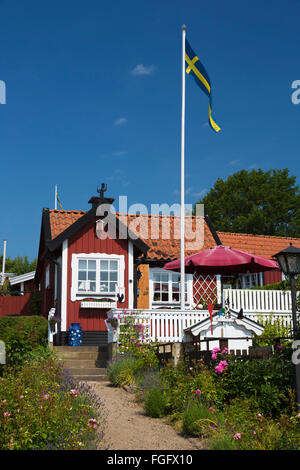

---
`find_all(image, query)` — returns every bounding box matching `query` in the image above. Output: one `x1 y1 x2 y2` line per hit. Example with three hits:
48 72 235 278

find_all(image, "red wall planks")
0 293 32 316
66 218 129 331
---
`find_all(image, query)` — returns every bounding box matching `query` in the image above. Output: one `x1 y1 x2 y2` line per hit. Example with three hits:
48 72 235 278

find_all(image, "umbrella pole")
180 25 186 311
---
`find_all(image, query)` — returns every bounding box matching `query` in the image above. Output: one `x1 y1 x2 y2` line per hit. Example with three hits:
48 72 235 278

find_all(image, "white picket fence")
222 288 296 314
106 307 294 344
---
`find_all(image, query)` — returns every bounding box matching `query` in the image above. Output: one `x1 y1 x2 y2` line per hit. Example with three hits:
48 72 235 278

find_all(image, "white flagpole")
55 184 57 210
180 25 186 310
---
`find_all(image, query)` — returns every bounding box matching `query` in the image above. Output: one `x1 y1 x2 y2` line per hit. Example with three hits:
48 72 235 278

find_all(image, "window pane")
110 260 118 271
100 271 108 281
162 292 168 302
88 260 96 270
110 282 117 292
110 271 118 281
153 282 160 292
78 271 86 281
161 274 168 283
78 260 86 269
100 260 108 270
88 271 96 281
78 281 86 291
172 273 180 282
153 273 160 282
100 282 108 292
90 282 96 292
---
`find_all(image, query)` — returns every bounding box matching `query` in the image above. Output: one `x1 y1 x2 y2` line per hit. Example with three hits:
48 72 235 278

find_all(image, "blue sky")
1 0 300 260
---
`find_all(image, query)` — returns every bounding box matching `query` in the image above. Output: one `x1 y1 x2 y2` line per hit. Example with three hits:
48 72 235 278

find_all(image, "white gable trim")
61 240 68 332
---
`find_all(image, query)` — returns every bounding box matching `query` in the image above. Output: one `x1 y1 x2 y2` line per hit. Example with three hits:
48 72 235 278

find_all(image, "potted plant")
49 316 61 333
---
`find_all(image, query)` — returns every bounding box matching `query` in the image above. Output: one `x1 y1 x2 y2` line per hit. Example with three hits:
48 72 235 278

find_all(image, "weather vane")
97 183 107 199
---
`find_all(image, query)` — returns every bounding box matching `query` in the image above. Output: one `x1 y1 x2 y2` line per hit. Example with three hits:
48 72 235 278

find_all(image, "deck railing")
106 307 294 344
222 288 297 314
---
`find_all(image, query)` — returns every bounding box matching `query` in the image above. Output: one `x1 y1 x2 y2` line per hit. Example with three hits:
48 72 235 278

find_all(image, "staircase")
54 346 108 382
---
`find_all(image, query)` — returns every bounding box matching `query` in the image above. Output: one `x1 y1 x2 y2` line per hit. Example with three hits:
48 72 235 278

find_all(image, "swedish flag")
185 39 221 133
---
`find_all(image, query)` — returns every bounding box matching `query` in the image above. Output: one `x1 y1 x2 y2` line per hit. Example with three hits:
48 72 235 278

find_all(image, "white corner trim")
216 275 222 303
70 252 125 302
128 241 134 309
61 240 68 332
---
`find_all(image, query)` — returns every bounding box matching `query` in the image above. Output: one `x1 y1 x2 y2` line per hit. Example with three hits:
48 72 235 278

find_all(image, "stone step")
54 346 100 352
66 368 107 376
74 375 108 382
59 359 101 369
56 351 101 360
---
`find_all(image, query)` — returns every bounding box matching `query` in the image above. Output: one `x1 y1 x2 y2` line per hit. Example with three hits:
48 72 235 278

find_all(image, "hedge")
0 316 48 365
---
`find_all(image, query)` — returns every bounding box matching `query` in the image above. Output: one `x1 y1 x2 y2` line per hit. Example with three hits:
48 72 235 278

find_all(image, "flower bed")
107 317 300 450
0 354 106 450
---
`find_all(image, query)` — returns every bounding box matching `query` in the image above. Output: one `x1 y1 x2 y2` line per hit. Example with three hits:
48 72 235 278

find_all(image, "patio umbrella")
163 245 279 275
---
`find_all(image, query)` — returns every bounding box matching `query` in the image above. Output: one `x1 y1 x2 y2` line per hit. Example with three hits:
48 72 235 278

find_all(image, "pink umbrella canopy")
163 245 279 275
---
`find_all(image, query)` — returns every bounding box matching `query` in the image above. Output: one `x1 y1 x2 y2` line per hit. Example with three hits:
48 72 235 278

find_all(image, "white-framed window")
238 273 262 289
149 268 193 308
71 253 125 302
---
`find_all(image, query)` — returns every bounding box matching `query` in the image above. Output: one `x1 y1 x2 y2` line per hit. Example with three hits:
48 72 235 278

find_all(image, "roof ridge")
217 230 300 240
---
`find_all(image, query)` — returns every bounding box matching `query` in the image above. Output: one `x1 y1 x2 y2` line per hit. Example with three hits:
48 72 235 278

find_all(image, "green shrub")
0 316 48 365
107 354 140 387
0 356 106 449
213 353 295 416
144 387 167 418
182 400 219 437
209 435 239 450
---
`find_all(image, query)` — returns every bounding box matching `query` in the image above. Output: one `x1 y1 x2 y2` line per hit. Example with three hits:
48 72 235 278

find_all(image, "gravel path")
90 380 206 451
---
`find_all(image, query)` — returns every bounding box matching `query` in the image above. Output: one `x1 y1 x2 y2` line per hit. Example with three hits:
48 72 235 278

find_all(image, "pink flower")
93 424 98 430
2 399 6 403
16 409 20 413
209 407 214 413
233 433 241 440
43 394 49 400
195 389 201 395
257 413 262 417
253 431 257 435
211 353 218 361
3 412 11 417
19 395 24 399
40 406 43 409
259 428 263 432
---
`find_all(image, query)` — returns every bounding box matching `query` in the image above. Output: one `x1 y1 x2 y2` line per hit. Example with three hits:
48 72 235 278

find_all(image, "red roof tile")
217 231 300 260
48 210 300 261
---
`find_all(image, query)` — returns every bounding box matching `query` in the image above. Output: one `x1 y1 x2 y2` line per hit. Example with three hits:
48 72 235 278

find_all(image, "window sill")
80 300 117 309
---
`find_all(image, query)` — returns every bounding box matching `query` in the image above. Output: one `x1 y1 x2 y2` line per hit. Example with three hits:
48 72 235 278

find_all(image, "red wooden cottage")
34 188 300 346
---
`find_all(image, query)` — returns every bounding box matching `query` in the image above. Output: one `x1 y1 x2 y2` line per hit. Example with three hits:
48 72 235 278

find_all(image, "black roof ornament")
97 183 107 199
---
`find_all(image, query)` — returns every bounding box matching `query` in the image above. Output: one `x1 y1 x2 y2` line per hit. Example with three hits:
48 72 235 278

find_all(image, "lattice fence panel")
193 274 217 308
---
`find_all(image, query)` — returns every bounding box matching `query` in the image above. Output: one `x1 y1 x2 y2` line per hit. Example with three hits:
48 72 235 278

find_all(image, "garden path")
91 380 207 451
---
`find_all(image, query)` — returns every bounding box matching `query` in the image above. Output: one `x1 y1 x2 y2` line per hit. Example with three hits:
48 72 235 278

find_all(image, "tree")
193 169 300 236
0 255 37 275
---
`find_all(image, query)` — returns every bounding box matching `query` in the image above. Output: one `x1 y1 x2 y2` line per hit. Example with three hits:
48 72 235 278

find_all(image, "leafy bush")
0 316 48 365
0 356 106 449
212 352 295 416
182 399 220 437
144 387 167 418
159 359 220 414
107 354 140 387
253 314 292 347
211 398 300 450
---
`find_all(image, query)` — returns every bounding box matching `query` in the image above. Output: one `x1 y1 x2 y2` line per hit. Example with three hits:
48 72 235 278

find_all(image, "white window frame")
71 253 125 302
239 273 261 289
149 268 193 308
